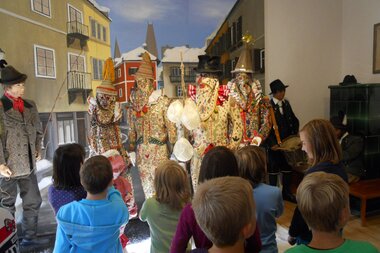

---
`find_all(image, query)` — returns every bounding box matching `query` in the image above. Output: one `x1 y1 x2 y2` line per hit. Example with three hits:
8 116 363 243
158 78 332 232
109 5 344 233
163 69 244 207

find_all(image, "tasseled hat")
96 80 117 96
135 52 154 80
232 33 254 73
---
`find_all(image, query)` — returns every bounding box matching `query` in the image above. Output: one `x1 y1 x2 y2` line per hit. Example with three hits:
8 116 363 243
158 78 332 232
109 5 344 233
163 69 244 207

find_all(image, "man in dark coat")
263 79 299 203
331 113 364 183
0 65 49 247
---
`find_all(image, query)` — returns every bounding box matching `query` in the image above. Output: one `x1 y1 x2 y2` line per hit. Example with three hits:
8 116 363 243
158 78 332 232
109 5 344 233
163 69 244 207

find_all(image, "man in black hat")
0 65 49 247
330 113 364 183
263 79 299 203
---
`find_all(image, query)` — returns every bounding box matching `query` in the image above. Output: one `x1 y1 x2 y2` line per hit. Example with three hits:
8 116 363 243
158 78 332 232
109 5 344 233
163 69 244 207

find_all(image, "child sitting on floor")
191 176 257 253
285 172 377 253
54 155 129 253
235 145 284 253
140 160 191 253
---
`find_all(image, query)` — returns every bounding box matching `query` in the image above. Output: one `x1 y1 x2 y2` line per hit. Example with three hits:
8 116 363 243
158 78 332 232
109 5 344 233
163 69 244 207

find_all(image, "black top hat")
194 55 222 74
339 75 357 86
269 79 289 94
0 65 27 85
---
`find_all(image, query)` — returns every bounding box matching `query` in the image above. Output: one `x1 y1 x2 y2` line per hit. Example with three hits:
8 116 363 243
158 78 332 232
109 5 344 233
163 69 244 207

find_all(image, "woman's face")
300 131 313 159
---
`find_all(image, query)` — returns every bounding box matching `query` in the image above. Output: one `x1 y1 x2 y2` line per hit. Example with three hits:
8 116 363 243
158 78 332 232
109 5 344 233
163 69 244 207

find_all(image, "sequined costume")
228 74 272 146
188 73 243 190
128 53 177 198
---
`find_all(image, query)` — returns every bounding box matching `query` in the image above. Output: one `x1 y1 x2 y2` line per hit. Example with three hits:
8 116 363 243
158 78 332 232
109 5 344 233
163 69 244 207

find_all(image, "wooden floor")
276 201 380 252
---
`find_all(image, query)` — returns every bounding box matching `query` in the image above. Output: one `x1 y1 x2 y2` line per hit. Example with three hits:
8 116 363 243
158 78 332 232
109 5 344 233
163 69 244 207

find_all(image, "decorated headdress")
96 79 117 96
232 33 254 73
135 52 154 80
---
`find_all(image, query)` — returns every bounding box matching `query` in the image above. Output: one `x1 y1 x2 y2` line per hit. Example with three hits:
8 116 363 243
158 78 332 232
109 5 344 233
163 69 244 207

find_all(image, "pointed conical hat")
232 47 253 73
135 52 154 80
96 79 117 96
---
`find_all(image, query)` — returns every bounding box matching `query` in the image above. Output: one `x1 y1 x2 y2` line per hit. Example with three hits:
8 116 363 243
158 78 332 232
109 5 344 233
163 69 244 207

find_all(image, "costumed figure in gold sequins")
187 55 243 190
227 35 272 147
88 58 137 217
127 52 177 198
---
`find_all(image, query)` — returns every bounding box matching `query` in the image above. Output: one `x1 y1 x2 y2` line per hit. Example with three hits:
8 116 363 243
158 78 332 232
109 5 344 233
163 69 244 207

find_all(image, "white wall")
341 0 380 83
265 0 343 126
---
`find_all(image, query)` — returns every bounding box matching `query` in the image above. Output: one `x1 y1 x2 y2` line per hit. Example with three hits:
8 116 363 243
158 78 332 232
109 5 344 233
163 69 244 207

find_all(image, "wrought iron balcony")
67 21 89 48
169 75 196 83
67 71 92 104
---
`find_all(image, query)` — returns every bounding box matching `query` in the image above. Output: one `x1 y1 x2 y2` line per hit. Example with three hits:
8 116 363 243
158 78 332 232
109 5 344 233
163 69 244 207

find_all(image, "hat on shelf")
135 52 154 80
269 79 288 95
339 75 358 86
0 65 27 85
194 55 222 74
96 79 117 96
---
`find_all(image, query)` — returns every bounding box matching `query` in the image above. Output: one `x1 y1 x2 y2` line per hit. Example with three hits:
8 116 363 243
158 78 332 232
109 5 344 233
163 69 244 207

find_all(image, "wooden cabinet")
329 83 380 179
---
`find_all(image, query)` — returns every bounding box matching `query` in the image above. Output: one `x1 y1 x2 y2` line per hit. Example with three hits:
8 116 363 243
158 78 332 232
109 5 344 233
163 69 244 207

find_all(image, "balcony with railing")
67 21 89 48
67 71 92 104
169 75 196 83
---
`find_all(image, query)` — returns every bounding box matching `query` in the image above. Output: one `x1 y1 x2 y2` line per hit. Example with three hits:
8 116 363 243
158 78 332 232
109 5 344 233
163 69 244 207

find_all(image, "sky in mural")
96 0 236 57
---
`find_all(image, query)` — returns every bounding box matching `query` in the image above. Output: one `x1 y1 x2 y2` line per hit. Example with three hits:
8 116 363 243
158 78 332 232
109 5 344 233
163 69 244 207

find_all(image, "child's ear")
241 219 256 239
339 206 350 227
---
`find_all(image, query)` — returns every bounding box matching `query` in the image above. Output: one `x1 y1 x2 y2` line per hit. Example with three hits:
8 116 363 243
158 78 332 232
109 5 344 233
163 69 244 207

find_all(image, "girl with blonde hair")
140 160 191 253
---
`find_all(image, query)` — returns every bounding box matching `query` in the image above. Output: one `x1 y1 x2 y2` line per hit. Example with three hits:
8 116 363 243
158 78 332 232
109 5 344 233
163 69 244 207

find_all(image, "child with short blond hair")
236 145 283 253
140 160 191 253
192 176 257 253
286 172 378 253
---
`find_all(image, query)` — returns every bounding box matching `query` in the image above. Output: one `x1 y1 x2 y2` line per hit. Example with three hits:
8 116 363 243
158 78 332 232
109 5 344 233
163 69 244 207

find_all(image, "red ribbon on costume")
203 143 215 156
5 92 24 113
187 84 230 106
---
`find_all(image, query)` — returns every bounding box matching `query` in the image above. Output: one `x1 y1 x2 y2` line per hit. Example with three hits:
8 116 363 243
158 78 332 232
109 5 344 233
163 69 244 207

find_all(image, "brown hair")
297 172 349 232
193 176 255 247
300 119 342 166
235 146 266 187
80 155 113 194
154 160 191 210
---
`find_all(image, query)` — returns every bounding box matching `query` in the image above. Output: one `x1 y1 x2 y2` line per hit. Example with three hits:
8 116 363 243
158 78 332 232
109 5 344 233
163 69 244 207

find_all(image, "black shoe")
20 237 50 247
283 192 297 203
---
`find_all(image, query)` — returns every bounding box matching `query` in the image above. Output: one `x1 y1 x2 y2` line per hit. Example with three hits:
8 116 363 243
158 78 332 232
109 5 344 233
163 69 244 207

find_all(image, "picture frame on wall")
373 23 380 73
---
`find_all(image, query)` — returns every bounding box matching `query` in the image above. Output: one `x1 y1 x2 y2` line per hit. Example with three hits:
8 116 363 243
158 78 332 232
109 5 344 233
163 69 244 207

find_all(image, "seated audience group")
41 118 376 252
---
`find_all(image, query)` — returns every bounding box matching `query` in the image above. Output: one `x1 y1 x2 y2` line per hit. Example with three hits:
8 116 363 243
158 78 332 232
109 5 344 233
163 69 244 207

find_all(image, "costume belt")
136 136 166 146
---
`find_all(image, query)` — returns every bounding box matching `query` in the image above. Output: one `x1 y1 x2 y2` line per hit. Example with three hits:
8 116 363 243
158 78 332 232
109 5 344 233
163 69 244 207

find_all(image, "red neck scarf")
5 92 24 113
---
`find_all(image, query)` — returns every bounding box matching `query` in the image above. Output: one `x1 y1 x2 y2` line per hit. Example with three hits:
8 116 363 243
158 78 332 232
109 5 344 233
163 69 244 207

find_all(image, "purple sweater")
48 185 87 215
170 203 262 253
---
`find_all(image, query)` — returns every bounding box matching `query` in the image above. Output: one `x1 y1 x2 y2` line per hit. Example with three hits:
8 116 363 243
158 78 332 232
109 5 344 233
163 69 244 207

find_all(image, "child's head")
193 176 256 248
297 172 349 232
235 146 266 187
80 155 113 194
198 146 238 184
154 160 191 210
300 119 342 166
52 143 85 189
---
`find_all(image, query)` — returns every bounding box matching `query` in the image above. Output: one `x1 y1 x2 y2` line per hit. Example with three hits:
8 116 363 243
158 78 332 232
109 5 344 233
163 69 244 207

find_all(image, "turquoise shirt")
285 239 378 253
140 197 185 253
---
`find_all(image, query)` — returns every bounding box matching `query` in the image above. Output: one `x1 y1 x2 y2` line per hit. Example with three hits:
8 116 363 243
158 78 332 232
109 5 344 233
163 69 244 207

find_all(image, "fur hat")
0 65 27 85
135 52 154 80
269 79 289 95
96 80 117 96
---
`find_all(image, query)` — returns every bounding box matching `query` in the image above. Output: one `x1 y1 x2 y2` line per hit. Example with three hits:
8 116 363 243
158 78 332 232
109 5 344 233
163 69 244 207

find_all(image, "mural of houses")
205 0 264 86
0 0 111 159
161 46 205 98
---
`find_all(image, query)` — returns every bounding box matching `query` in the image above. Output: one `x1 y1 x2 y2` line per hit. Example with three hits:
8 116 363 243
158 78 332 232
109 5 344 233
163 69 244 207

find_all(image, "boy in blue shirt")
54 155 129 253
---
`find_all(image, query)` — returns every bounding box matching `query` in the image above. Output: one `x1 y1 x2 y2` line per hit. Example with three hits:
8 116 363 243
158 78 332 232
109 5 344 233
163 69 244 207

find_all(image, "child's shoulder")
344 239 378 252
